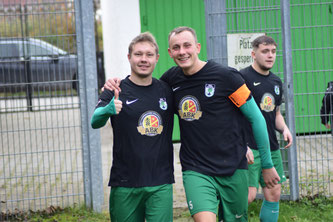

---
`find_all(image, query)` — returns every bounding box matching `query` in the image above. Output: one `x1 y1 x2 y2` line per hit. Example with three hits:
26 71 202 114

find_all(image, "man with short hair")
240 35 293 222
105 27 280 222
91 32 174 222
160 26 280 222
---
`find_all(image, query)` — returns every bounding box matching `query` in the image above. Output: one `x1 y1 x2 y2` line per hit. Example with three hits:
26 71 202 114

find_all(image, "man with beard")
240 35 292 222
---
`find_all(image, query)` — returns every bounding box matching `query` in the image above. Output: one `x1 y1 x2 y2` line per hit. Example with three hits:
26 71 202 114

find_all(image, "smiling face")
252 43 276 75
128 41 159 79
168 30 202 75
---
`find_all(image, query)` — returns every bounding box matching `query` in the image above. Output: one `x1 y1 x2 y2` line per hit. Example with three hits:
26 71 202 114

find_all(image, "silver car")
0 38 77 92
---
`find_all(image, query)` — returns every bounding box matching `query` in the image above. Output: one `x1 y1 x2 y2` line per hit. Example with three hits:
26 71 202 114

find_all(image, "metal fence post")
204 0 228 66
281 0 299 201
74 0 104 212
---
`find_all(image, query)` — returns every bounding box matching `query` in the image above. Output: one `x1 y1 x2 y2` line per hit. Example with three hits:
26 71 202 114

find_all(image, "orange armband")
228 84 251 107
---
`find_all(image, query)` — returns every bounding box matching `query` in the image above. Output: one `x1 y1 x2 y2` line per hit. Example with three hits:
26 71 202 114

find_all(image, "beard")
258 63 272 72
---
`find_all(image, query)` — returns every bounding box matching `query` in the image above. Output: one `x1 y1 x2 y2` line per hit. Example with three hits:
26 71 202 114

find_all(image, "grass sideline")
1 195 332 221
248 195 333 222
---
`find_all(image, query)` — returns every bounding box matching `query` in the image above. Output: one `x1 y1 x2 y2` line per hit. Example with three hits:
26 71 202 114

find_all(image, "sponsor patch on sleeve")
228 84 250 107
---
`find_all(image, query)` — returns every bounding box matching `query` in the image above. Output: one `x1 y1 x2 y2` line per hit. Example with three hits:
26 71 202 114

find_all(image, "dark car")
0 38 78 92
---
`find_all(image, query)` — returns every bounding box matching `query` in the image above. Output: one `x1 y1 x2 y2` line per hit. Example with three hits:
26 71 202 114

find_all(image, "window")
0 43 20 58
26 44 56 57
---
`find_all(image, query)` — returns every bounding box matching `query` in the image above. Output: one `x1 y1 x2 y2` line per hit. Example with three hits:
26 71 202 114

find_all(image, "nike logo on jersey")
253 82 261 86
172 86 180 92
235 214 243 218
126 99 139 105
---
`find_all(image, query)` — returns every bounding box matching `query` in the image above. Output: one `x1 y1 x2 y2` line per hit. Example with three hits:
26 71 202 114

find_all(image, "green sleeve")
91 96 117 129
240 97 273 169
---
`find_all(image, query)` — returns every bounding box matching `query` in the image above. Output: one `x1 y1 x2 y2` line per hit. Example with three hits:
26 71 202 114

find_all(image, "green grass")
0 205 110 222
248 195 333 222
1 195 332 221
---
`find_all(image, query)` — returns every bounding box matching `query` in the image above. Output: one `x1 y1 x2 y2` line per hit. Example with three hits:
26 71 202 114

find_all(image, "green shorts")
248 149 287 188
109 184 173 222
182 170 248 221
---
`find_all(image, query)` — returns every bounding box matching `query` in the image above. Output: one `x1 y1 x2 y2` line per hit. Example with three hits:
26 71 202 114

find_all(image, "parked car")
71 51 105 92
0 38 78 93
0 38 105 93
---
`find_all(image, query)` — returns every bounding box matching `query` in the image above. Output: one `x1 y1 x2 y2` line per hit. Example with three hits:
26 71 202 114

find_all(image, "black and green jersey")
240 65 283 151
96 76 174 187
160 60 249 177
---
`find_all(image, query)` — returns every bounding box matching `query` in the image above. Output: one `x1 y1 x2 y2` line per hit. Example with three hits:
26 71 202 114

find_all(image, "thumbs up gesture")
113 89 123 114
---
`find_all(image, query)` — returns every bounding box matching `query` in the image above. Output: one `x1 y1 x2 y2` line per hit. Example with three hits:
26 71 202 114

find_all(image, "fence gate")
204 0 333 200
0 0 102 220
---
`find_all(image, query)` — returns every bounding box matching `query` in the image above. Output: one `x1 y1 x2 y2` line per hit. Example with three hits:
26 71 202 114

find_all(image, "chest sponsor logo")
159 98 168 110
178 96 202 121
253 82 261 86
205 84 215 97
137 111 163 136
274 85 280 95
126 98 139 105
260 93 275 112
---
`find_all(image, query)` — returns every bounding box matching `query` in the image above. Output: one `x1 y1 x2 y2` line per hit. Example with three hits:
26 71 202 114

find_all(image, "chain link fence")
0 0 103 220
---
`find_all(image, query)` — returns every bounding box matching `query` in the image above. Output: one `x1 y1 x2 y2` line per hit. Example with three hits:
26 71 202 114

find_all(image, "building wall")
101 0 141 80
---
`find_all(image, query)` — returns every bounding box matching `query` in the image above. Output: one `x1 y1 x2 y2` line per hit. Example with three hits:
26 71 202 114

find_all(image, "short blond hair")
128 32 159 55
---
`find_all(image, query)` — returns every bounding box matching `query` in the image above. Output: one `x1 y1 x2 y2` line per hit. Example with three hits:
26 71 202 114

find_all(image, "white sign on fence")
227 33 265 70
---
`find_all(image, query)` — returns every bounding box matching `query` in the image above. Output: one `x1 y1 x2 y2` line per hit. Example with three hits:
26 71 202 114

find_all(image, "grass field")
2 195 332 222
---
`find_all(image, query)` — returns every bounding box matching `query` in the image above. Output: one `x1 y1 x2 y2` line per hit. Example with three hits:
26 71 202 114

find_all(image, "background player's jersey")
240 65 283 151
161 60 248 176
96 76 174 187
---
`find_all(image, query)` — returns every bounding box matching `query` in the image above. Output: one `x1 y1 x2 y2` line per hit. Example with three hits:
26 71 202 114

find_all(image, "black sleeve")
160 69 172 85
160 66 180 86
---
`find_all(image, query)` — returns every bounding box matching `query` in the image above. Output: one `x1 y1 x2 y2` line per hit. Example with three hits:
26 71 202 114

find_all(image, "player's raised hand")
113 89 122 114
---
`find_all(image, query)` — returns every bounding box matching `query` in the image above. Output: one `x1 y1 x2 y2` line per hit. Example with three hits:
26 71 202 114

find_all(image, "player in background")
240 35 292 222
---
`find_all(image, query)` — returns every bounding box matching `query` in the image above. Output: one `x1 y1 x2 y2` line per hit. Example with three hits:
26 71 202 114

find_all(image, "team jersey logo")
137 111 163 136
178 96 202 121
205 84 215 97
260 93 275 112
159 98 168 110
274 85 280 95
